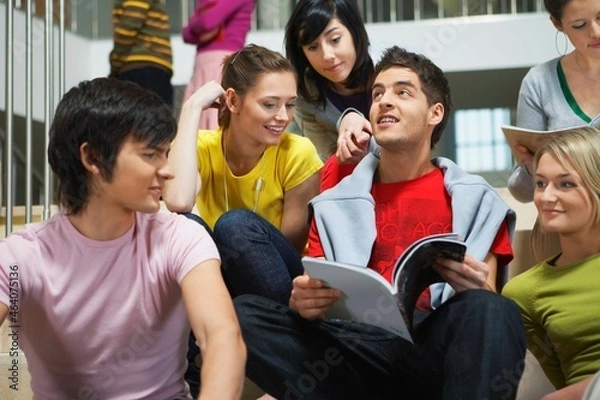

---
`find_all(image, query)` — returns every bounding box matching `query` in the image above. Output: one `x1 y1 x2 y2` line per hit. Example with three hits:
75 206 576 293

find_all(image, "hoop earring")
555 30 569 56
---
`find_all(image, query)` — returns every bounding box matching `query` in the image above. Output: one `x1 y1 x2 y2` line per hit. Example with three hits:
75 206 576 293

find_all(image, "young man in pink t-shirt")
0 78 245 399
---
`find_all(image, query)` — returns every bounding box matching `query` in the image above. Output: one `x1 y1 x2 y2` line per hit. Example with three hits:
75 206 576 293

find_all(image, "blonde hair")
534 126 600 224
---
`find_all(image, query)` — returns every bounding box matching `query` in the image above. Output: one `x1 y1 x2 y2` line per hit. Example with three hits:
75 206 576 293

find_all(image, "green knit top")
503 253 600 389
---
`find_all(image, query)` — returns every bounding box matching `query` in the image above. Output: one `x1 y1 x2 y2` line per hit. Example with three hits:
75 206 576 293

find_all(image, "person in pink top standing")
182 0 256 129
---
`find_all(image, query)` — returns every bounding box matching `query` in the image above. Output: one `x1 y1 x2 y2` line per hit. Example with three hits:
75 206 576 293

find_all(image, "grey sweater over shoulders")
309 153 516 307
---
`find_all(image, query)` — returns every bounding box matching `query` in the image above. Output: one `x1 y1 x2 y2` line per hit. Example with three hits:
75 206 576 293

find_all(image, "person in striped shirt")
109 0 174 107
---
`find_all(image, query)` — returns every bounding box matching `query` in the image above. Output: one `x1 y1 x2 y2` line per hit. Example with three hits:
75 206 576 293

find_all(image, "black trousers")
117 66 173 108
235 290 527 400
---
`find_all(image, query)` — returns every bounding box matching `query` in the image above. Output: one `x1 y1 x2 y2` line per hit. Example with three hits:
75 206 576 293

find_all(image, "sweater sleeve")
294 99 338 160
508 68 547 202
516 68 548 131
113 1 149 40
184 0 247 35
508 165 535 203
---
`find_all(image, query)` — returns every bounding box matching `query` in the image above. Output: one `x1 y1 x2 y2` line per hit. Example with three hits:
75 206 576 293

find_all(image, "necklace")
574 54 600 84
222 135 266 213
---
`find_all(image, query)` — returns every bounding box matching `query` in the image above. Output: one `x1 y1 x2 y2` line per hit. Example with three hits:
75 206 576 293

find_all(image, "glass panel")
454 108 512 173
255 0 294 30
45 0 550 38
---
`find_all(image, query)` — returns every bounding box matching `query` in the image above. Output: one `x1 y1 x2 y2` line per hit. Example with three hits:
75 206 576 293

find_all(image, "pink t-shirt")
0 211 220 399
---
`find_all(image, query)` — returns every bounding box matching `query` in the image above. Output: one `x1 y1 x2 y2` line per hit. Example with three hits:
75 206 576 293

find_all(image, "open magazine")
302 233 466 343
501 115 600 156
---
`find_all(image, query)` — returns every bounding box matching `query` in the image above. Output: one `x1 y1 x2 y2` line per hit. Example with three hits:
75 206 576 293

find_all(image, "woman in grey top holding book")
509 0 600 260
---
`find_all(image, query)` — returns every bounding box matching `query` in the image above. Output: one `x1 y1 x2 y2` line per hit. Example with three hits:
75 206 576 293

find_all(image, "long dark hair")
285 0 373 107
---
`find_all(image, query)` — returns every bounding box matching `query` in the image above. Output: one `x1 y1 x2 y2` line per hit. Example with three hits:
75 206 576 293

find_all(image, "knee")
233 294 259 324
214 210 255 240
234 294 283 334
454 290 523 327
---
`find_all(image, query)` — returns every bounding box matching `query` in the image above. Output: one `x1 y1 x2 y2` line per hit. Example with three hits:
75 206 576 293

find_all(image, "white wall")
1 4 562 121
0 4 94 121
243 13 559 73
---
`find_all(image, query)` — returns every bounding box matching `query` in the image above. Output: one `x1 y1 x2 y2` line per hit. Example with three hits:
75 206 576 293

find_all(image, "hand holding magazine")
501 115 600 156
302 233 466 343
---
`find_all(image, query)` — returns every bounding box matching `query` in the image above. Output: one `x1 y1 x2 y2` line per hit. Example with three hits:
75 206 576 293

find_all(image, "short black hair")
47 77 177 214
375 46 452 147
285 0 374 106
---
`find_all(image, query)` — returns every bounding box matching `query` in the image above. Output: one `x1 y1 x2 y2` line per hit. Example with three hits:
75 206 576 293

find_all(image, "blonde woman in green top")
503 126 600 400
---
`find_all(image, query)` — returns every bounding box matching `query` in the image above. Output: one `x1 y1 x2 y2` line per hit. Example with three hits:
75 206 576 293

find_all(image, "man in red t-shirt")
234 46 526 400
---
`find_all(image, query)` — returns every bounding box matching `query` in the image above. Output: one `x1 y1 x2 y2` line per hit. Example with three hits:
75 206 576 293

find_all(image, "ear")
225 88 240 114
427 103 444 127
79 142 100 175
550 16 563 31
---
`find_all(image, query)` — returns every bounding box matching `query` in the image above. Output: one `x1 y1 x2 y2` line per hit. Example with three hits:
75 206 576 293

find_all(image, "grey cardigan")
309 153 516 306
510 57 597 202
294 84 344 160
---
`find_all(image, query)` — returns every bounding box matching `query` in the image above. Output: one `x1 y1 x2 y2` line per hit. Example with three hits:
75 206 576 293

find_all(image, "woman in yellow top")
164 44 323 303
503 127 600 400
164 44 322 397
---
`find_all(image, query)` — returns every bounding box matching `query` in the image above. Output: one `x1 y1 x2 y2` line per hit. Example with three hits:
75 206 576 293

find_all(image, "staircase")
0 207 54 398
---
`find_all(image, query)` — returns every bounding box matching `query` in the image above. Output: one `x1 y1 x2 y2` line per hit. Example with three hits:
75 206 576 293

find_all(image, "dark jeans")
235 290 527 400
184 210 304 396
117 66 173 107
214 209 304 304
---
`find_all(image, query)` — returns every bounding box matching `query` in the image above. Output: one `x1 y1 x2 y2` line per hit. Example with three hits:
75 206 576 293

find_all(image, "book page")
502 117 600 156
501 125 574 155
302 257 413 342
392 234 465 330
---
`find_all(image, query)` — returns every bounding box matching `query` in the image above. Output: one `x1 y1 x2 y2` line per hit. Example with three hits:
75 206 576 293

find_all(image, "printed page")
302 257 413 342
392 234 465 329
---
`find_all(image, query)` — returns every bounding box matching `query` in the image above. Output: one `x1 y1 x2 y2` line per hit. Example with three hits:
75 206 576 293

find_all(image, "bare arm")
163 81 225 213
280 172 321 253
510 71 547 202
181 259 246 400
434 252 498 292
542 375 595 400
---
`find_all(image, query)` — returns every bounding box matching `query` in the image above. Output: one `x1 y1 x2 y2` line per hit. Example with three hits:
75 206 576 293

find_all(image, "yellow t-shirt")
196 129 323 229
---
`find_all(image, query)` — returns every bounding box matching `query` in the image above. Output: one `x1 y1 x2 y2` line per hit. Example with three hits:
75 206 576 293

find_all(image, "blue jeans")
214 209 304 304
235 290 527 400
184 210 304 396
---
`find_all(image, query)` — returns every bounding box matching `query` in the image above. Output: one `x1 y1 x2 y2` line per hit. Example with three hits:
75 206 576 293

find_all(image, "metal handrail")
0 129 46 205
6 0 545 39
0 0 544 236
2 0 64 235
